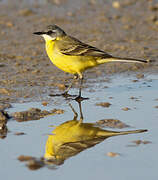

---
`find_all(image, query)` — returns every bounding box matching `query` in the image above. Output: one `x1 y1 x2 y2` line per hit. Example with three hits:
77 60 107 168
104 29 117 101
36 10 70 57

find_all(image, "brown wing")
58 36 112 58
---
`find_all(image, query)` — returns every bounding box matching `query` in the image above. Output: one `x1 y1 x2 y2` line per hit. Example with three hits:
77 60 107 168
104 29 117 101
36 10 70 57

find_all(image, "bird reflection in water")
44 102 147 166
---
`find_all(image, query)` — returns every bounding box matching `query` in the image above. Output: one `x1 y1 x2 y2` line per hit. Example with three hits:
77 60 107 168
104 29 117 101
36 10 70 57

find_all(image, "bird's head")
33 24 66 41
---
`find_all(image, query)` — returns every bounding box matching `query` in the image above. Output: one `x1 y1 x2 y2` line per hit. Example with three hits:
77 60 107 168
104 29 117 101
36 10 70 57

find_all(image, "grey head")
33 24 66 41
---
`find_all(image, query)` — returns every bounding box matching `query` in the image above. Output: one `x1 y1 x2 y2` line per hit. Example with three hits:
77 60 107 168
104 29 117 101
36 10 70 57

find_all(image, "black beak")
33 31 46 35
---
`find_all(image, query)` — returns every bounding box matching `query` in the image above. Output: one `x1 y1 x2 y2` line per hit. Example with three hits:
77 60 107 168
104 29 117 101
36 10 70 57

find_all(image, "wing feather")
57 36 112 58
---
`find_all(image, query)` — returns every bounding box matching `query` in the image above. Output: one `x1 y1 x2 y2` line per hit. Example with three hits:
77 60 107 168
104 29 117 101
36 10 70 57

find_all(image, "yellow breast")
45 40 97 75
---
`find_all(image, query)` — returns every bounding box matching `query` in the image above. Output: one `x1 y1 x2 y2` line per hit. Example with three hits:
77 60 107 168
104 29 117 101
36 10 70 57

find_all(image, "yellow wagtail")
34 25 148 99
45 102 147 161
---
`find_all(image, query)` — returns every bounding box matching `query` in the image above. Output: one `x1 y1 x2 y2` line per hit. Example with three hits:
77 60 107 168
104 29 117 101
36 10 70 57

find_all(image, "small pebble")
122 107 131 111
112 1 121 9
57 83 66 90
96 102 111 108
14 132 25 136
18 155 34 162
130 140 152 146
107 152 120 157
42 101 48 106
51 109 64 114
132 80 138 82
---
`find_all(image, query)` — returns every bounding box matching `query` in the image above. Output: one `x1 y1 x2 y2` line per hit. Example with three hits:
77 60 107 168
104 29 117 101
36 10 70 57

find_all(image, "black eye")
47 30 53 35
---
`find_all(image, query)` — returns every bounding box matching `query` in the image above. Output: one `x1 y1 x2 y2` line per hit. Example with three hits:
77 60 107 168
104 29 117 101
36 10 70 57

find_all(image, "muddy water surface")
0 74 157 180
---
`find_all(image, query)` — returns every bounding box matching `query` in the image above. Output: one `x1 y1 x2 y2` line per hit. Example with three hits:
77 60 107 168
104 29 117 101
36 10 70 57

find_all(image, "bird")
34 25 148 99
44 102 147 164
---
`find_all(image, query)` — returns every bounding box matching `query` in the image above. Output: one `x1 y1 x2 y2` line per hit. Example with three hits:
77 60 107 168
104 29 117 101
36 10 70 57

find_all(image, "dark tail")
109 56 148 63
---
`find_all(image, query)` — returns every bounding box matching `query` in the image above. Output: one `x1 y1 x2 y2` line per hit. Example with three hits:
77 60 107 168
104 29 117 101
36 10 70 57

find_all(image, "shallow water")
0 74 157 180
0 0 157 178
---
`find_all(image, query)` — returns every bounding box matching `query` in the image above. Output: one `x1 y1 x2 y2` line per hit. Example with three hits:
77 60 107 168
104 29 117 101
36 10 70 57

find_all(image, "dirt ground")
0 0 158 103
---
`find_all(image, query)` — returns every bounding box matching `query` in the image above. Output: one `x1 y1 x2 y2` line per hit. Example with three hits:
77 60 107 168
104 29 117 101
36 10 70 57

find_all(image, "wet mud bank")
0 0 158 103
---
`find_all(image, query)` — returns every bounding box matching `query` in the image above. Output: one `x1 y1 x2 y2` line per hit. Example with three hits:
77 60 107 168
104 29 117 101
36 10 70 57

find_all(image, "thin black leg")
78 101 83 123
78 76 83 97
75 75 89 102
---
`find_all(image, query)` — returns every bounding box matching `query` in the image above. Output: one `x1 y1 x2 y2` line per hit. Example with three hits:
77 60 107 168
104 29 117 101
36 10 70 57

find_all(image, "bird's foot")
49 92 76 98
74 95 89 102
62 92 77 98
49 92 89 102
